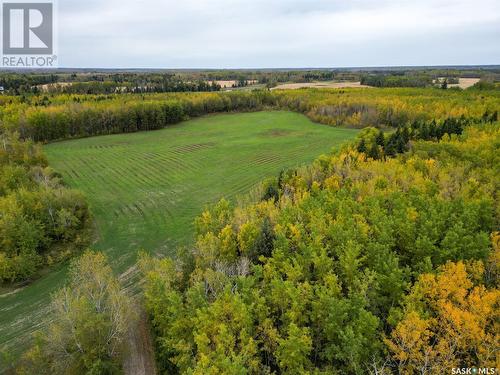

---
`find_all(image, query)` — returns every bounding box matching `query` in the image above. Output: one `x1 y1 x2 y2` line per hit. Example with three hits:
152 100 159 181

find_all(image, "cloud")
57 0 500 68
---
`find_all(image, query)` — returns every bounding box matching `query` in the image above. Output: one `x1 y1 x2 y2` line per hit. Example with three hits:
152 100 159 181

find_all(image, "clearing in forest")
0 111 358 357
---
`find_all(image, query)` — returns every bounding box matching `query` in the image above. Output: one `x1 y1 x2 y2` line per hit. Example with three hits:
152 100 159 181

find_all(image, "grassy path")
0 111 358 362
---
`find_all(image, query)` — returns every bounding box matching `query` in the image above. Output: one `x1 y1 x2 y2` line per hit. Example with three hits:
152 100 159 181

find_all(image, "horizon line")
0 64 499 72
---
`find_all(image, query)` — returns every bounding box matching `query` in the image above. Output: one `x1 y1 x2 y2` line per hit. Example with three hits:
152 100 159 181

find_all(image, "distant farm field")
450 78 481 89
272 81 372 90
0 111 358 355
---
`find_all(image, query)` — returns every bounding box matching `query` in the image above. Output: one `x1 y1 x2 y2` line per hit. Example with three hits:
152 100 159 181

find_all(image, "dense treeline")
359 68 499 88
0 73 59 94
6 91 275 142
277 88 500 127
140 122 499 374
360 73 434 88
360 70 500 89
356 113 498 159
0 132 90 283
1 88 499 142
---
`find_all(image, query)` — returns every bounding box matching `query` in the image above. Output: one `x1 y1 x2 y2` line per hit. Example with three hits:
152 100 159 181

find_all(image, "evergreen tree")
375 130 385 147
357 138 367 154
385 133 398 157
429 120 438 139
368 143 380 160
420 122 429 140
402 126 410 144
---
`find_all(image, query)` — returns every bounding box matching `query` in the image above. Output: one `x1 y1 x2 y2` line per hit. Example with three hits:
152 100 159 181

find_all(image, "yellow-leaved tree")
386 254 499 374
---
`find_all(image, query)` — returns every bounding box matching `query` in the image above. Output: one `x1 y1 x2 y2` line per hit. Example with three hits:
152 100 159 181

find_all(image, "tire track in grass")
97 157 153 202
125 150 180 189
125 154 179 191
158 151 202 178
78 156 126 198
169 147 207 170
102 152 152 189
58 157 105 197
116 151 164 187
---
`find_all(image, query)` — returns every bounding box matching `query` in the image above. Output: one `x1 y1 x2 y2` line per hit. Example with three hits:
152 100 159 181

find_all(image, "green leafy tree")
276 323 312 374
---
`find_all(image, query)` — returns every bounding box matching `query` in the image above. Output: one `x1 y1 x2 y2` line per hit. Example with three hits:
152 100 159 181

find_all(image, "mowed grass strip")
45 111 358 268
0 111 358 357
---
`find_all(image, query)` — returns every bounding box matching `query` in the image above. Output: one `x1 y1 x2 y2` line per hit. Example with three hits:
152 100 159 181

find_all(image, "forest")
136 121 499 374
0 132 90 283
0 85 499 374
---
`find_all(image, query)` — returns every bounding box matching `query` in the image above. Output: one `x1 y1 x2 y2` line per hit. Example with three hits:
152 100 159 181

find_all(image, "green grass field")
0 111 358 359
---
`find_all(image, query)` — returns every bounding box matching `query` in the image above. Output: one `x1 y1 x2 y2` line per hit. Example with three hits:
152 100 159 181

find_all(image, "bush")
0 133 90 283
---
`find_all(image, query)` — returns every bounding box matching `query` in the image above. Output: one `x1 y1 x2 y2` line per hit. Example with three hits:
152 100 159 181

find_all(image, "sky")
57 0 500 68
